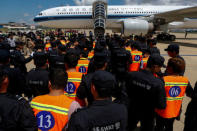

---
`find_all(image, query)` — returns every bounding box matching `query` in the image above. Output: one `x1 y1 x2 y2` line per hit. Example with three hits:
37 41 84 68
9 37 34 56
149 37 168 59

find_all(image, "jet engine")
122 19 154 36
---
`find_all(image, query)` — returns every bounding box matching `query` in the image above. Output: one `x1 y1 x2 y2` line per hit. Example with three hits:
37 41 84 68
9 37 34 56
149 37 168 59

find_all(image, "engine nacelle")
123 19 154 36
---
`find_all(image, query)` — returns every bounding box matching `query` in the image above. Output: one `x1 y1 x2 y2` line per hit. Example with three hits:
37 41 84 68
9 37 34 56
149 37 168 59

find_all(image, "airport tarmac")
26 32 197 131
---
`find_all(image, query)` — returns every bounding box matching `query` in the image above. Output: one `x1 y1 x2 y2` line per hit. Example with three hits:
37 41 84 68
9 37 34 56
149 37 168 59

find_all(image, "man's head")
167 58 185 75
91 70 115 99
147 54 165 73
93 51 108 71
131 41 140 51
165 44 180 57
49 69 68 90
147 39 157 47
33 52 47 68
144 49 151 58
15 41 24 50
0 68 9 93
0 49 10 65
65 49 79 69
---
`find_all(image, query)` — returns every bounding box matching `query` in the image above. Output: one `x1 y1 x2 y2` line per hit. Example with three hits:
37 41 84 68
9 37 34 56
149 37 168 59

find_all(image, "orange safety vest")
45 43 51 51
60 40 66 45
93 41 96 49
88 50 94 60
142 57 149 70
125 46 132 52
64 72 83 100
129 50 143 72
155 76 189 118
76 58 90 74
30 95 73 131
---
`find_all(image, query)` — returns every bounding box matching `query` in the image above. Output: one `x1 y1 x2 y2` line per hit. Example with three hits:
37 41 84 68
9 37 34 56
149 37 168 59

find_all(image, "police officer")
147 38 160 55
184 82 197 131
0 68 37 130
10 41 33 75
48 42 58 71
67 70 128 131
164 44 185 76
0 49 26 96
26 52 49 98
126 54 166 131
77 51 109 105
53 44 67 70
110 40 132 105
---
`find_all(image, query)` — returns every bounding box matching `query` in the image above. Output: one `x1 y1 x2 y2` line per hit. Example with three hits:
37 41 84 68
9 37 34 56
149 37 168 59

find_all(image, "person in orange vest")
76 50 90 74
155 58 193 131
64 49 83 103
30 69 73 131
88 50 94 60
125 40 132 52
129 42 143 72
141 49 151 70
45 41 51 52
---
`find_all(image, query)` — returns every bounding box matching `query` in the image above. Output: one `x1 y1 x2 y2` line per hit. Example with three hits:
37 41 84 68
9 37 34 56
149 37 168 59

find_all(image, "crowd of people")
0 30 196 131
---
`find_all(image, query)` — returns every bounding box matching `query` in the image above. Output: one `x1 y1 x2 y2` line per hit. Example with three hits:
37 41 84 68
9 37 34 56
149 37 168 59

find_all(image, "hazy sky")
0 0 196 24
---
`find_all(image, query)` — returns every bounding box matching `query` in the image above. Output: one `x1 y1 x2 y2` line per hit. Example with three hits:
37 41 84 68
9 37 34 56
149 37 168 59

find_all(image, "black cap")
93 51 108 63
58 44 66 51
164 44 179 52
0 49 10 61
131 41 141 50
66 48 79 55
92 70 115 90
33 52 47 60
147 54 165 67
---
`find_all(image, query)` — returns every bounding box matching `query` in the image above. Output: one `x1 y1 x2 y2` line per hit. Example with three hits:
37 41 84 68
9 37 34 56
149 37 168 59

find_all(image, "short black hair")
167 58 185 74
49 69 68 89
65 49 79 68
33 52 47 67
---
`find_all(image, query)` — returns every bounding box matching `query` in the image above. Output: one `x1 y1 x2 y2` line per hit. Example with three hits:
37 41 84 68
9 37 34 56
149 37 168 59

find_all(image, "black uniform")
126 70 166 131
0 93 37 131
47 49 58 70
0 65 26 96
184 82 197 131
10 50 32 74
77 73 94 105
26 68 49 97
149 47 160 55
67 100 128 131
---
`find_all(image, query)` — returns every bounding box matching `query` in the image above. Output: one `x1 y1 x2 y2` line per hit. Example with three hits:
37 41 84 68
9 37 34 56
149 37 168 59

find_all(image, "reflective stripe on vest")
60 40 66 45
67 78 81 82
155 76 188 118
77 64 89 66
64 93 76 98
31 101 68 115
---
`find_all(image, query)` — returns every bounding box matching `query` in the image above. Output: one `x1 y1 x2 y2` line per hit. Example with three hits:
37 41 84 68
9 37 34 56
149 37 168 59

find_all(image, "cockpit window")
39 13 43 16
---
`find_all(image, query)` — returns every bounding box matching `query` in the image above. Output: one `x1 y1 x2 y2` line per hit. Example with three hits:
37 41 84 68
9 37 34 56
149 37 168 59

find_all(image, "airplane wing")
155 6 197 23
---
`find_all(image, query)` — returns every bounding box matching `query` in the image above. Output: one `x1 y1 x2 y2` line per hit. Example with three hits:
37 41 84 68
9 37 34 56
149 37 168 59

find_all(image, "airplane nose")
34 16 40 22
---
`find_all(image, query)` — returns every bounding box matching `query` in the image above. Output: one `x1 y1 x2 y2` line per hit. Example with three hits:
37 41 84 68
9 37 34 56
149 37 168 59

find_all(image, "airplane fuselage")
34 5 197 31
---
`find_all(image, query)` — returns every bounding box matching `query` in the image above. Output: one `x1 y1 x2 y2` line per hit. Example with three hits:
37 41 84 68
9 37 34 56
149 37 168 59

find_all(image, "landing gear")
157 33 176 41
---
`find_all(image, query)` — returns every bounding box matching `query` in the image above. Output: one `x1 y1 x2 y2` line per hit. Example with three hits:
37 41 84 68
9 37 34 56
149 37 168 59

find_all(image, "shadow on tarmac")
159 41 197 48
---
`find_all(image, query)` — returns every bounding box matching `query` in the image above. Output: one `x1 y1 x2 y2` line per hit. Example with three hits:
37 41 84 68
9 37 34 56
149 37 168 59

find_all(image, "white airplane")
34 4 197 39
